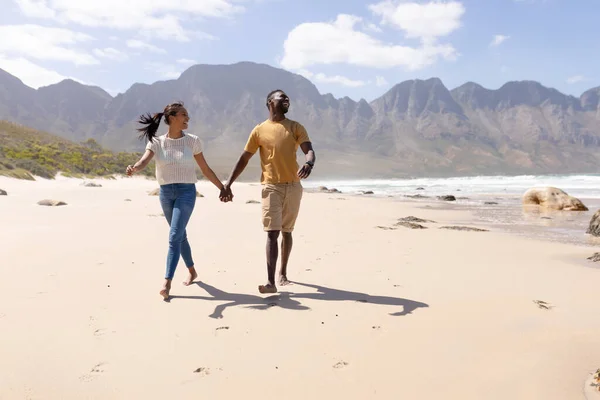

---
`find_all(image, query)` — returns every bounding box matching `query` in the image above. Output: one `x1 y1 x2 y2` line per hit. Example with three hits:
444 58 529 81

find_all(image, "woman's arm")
126 150 154 175
193 153 225 190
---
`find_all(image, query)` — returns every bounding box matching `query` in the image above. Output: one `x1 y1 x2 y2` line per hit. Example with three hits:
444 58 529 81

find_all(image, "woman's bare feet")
160 279 172 300
183 267 198 286
258 283 277 294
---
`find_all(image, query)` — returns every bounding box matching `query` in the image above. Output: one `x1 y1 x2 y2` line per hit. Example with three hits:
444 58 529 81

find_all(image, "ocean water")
304 174 600 248
306 174 600 199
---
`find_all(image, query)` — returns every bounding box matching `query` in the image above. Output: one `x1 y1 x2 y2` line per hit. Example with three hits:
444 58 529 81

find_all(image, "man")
224 89 316 294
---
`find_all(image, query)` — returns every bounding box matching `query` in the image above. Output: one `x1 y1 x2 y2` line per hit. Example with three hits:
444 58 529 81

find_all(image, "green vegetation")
0 120 155 180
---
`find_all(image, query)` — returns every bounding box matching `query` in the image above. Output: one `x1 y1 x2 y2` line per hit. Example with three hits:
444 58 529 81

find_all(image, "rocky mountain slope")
2 61 600 178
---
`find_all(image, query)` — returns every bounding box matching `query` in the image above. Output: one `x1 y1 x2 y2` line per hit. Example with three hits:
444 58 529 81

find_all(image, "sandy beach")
1 174 600 399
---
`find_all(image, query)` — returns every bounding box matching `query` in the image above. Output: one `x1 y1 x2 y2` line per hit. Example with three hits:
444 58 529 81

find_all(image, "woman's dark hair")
137 101 185 142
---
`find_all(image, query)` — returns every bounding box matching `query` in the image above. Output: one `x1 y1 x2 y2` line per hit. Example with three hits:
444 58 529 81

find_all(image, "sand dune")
1 175 599 399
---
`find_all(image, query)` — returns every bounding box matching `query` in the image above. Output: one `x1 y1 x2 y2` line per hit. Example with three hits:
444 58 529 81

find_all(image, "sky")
1 0 598 101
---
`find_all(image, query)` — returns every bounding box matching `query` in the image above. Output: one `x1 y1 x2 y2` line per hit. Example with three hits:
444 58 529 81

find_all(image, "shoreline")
3 173 600 249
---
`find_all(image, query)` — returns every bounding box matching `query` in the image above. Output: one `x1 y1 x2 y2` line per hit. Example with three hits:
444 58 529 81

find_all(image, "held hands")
297 163 313 179
219 185 233 202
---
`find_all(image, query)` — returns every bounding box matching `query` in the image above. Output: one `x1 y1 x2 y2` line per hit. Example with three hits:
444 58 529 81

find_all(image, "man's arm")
225 151 254 189
297 141 315 179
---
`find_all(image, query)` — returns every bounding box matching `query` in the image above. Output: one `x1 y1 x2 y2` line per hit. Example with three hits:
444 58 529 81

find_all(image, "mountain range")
2 61 600 179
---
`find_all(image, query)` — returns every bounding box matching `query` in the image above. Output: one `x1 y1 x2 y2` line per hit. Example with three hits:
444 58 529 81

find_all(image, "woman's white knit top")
145 133 203 185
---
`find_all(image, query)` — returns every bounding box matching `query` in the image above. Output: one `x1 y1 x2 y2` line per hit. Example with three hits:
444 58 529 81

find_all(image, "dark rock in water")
361 190 374 195
587 252 600 262
484 201 498 205
541 216 551 220
438 195 456 201
440 226 488 232
456 189 461 191
416 187 425 190
38 199 67 206
395 221 427 229
404 194 429 199
0 189 6 196
124 199 132 201
246 200 260 204
398 216 436 224
318 186 341 193
376 226 397 230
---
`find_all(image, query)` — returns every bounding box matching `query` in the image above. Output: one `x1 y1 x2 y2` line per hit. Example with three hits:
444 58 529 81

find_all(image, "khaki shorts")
261 182 303 232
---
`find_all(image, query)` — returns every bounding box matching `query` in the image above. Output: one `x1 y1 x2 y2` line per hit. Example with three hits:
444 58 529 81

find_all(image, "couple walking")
126 90 316 300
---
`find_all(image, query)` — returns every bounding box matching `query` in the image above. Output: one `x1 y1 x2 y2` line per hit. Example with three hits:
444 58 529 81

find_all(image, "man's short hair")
266 89 284 108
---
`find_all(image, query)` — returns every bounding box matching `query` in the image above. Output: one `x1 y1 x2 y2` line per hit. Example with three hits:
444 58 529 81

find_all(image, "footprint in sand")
372 326 381 330
216 326 229 331
79 363 105 382
533 300 554 310
333 361 349 369
193 367 211 377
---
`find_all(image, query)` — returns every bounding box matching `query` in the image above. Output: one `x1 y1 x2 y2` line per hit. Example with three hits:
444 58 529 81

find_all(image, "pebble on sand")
37 199 67 206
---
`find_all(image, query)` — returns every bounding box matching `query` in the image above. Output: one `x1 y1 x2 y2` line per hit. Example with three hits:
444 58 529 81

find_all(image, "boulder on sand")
586 209 600 237
522 187 588 211
0 189 6 196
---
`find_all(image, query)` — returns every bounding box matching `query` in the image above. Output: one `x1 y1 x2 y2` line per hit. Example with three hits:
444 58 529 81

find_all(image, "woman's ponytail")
137 112 163 142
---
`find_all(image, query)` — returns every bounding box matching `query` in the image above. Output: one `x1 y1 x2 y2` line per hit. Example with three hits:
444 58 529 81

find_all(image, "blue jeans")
159 183 196 280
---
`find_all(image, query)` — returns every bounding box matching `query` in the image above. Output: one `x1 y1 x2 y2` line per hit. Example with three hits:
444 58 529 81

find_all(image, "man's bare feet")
258 283 277 294
183 267 198 286
160 279 172 300
278 275 291 286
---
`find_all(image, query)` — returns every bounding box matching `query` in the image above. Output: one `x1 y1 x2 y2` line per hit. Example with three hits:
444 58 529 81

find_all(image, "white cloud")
368 0 465 41
365 22 382 33
297 69 366 87
375 76 388 86
0 56 83 88
145 62 185 79
14 0 55 18
490 34 510 47
93 47 127 61
176 58 197 65
0 24 97 66
566 75 585 84
126 39 166 54
13 0 244 41
280 14 458 71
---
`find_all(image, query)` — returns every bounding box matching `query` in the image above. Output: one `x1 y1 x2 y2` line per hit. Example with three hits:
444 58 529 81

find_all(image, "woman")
126 101 232 300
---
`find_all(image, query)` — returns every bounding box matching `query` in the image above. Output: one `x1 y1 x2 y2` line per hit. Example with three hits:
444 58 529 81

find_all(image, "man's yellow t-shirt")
244 118 310 184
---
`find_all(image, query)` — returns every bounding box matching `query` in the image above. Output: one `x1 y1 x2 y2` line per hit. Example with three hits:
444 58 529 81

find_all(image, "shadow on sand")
170 281 429 319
